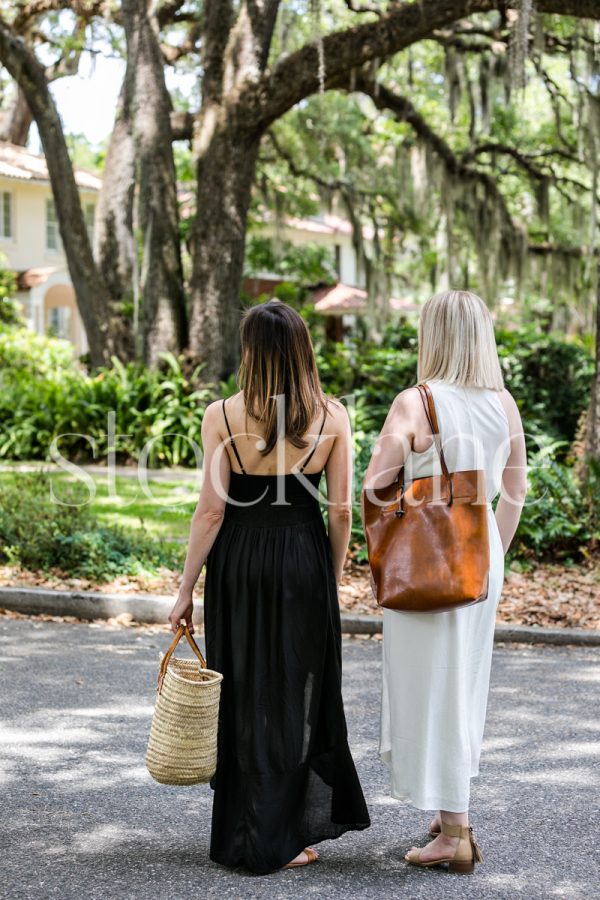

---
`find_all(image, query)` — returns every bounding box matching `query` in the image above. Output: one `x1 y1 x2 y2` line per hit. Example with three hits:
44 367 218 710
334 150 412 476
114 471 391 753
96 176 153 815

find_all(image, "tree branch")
11 0 107 33
462 142 548 180
156 0 187 27
354 75 517 233
464 142 600 206
528 242 600 257
160 21 202 64
250 0 600 131
343 0 384 15
202 0 235 102
265 128 397 205
170 109 194 140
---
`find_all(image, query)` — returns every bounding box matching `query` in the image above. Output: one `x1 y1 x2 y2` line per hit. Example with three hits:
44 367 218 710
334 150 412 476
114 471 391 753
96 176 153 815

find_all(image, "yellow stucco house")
0 141 99 356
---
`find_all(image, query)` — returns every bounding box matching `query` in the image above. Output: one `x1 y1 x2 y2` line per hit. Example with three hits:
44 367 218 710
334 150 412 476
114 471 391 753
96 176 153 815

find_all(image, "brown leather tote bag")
363 383 490 613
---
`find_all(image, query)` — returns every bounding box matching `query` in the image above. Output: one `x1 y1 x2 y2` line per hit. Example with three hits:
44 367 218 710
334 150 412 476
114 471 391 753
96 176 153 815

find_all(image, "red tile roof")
312 283 420 315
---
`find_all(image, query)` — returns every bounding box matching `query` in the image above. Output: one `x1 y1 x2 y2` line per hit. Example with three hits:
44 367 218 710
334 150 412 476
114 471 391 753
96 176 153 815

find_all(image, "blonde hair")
417 290 504 390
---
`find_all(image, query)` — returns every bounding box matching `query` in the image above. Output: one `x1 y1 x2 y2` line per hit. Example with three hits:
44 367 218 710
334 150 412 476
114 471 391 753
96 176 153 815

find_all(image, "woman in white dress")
363 290 527 874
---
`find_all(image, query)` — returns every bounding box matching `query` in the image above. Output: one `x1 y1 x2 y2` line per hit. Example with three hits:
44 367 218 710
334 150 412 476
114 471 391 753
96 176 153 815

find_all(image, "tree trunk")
187 0 279 382
95 88 136 306
122 0 188 366
0 21 114 366
93 87 137 359
188 124 261 382
0 85 32 145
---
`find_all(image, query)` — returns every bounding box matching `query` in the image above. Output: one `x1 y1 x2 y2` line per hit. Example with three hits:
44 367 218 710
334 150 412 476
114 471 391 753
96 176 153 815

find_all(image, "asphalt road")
0 619 598 900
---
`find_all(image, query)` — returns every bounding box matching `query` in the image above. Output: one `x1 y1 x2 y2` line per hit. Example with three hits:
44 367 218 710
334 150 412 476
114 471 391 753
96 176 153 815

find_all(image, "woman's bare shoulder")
203 399 223 419
388 386 423 418
202 397 229 433
323 396 350 433
497 386 522 421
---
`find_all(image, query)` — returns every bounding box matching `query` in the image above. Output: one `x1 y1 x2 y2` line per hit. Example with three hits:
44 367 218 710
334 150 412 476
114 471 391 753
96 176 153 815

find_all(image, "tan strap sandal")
283 847 319 869
406 821 484 874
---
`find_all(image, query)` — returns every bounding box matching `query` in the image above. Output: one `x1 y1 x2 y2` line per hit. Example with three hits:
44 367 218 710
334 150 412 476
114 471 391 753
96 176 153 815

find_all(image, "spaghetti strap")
299 403 328 473
222 398 247 475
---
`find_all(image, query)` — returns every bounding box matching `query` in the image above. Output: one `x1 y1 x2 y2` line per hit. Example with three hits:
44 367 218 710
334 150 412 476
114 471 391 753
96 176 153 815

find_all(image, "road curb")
0 586 598 646
0 586 204 626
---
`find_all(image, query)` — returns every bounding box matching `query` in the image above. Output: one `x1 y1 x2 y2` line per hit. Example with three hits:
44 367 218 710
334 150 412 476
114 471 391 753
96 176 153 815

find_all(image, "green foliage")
0 320 74 371
254 16 600 315
245 236 337 284
219 373 240 399
348 426 378 564
0 473 179 581
65 133 105 173
0 316 597 563
495 325 593 453
511 442 600 563
0 324 214 465
173 144 195 183
0 261 21 326
313 321 595 564
317 337 418 433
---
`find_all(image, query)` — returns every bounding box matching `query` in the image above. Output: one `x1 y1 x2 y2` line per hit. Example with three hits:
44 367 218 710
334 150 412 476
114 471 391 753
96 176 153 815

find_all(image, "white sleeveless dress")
379 379 511 812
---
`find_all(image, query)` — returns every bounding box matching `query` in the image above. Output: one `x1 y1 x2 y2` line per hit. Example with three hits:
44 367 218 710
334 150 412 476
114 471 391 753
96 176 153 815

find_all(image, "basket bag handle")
157 623 206 692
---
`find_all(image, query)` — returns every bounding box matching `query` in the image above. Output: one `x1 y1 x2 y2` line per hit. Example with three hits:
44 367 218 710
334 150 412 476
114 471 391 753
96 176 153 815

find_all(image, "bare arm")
168 401 230 633
324 402 353 584
495 389 528 554
360 389 417 525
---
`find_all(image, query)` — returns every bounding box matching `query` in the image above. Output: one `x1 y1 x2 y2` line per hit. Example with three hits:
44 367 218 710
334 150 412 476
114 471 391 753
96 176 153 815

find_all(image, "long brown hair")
238 299 327 455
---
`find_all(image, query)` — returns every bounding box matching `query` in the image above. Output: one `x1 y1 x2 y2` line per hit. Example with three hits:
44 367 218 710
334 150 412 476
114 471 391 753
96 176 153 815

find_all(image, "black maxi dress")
203 400 370 874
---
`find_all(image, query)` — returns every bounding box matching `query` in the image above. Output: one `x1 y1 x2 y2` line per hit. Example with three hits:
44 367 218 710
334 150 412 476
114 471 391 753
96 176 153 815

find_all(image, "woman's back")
218 391 333 477
405 380 512 503
219 394 327 525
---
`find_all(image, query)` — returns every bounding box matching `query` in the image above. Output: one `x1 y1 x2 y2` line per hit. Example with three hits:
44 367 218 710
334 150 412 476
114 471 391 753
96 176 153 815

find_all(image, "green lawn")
0 470 199 548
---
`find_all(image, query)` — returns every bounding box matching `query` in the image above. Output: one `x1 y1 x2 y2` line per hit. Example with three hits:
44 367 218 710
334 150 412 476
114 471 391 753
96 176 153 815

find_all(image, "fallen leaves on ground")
338 558 600 631
0 564 195 597
1 556 598 631
498 561 599 629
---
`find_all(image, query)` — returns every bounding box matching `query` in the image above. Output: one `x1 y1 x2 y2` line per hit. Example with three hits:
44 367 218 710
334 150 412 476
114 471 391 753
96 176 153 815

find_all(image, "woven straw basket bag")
145 624 223 786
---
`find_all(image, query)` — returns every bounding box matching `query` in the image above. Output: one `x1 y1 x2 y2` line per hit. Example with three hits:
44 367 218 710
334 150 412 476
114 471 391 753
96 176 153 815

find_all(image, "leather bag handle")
416 383 452 484
396 382 453 516
157 623 206 693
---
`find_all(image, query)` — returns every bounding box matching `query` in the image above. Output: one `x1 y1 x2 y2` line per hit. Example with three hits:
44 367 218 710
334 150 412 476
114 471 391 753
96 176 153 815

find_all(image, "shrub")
316 336 418 434
0 261 20 326
495 324 593 454
0 327 214 465
512 441 600 563
0 473 180 581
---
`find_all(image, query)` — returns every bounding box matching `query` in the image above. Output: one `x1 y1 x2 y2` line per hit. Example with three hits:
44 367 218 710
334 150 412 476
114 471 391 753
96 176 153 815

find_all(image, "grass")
0 470 199 550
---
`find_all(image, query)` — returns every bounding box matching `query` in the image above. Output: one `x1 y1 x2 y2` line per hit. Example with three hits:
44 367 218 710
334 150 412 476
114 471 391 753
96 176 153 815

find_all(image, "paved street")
0 619 598 900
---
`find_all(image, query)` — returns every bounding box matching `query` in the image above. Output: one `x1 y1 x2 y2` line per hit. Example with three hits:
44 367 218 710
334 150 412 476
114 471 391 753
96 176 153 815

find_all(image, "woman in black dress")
168 299 370 874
